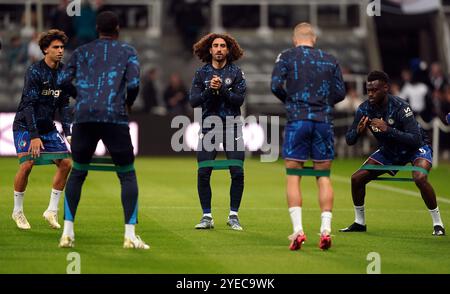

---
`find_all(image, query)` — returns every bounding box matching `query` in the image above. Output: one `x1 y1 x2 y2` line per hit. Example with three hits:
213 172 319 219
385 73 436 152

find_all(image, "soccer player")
340 70 445 236
271 23 346 250
190 33 246 230
57 11 149 249
12 29 73 230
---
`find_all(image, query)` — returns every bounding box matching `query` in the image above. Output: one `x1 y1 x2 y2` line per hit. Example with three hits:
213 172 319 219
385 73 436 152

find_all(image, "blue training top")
271 45 346 123
58 38 140 125
189 63 246 123
13 59 73 138
346 95 430 159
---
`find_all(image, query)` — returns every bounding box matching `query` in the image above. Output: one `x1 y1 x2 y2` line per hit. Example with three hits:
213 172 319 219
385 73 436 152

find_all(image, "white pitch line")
333 175 450 205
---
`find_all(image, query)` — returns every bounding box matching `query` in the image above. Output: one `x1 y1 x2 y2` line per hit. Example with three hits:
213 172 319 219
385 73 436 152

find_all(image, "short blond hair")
293 22 316 41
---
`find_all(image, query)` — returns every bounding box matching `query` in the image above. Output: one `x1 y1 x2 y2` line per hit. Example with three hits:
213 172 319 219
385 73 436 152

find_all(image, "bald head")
293 22 316 47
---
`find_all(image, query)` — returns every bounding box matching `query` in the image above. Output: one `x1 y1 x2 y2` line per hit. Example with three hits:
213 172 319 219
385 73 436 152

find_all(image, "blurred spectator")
169 0 208 54
50 0 75 49
20 5 38 38
440 85 450 123
93 0 107 14
425 62 448 120
340 66 353 92
335 86 363 113
163 73 188 115
399 70 429 117
7 35 27 71
390 80 401 96
428 62 448 92
400 68 412 88
408 57 429 84
28 32 43 64
141 68 159 114
439 85 450 156
73 0 97 47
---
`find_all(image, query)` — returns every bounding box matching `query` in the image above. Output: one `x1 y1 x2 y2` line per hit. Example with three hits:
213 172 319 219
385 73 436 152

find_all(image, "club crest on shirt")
224 78 232 85
19 140 27 148
388 118 395 125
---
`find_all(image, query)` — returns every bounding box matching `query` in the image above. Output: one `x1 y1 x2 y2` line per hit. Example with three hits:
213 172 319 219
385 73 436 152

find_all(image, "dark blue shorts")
282 120 334 162
367 145 433 175
14 129 69 155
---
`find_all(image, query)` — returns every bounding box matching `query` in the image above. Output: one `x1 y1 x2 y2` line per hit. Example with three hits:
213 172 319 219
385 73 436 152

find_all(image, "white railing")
211 0 370 37
0 0 162 37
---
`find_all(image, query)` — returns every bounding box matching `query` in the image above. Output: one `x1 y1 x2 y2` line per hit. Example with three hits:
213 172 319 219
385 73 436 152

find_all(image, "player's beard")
213 54 226 63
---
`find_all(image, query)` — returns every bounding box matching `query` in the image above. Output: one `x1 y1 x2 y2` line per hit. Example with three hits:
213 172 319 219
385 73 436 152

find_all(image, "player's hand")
210 75 222 90
28 138 44 158
66 136 72 145
370 118 388 132
357 116 369 134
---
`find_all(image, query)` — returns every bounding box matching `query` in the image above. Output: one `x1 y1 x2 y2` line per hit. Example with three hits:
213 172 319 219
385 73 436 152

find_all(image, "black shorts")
71 122 134 166
197 126 245 163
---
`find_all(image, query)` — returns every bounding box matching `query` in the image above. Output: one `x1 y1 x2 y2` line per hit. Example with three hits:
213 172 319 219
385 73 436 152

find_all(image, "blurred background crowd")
0 0 449 160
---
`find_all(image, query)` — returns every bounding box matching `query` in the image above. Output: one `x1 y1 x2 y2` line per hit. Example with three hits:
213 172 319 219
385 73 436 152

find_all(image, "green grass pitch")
0 157 449 273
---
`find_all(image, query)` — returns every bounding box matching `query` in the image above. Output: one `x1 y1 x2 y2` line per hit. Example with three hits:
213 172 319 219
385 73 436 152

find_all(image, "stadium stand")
0 0 449 161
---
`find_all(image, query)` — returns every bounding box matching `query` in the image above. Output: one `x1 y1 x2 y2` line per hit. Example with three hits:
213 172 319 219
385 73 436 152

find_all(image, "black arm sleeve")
126 86 139 106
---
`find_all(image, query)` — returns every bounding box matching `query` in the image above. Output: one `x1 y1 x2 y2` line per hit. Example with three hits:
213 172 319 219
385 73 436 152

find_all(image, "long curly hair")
193 33 244 63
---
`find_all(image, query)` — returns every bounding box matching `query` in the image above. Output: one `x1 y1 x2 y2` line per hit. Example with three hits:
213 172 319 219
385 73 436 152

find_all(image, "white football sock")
354 205 365 225
320 211 332 235
429 207 444 227
289 206 303 234
125 224 136 240
47 188 62 211
203 213 212 218
13 191 25 213
63 221 74 238
229 210 238 216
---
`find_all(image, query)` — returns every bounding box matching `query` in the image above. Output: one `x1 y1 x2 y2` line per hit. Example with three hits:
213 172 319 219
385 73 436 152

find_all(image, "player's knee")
20 160 34 174
59 159 72 173
230 167 244 182
351 172 366 186
413 172 427 186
